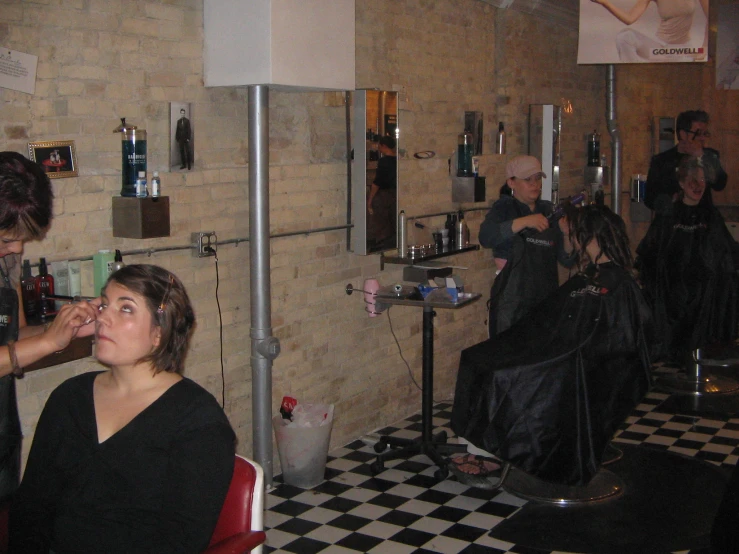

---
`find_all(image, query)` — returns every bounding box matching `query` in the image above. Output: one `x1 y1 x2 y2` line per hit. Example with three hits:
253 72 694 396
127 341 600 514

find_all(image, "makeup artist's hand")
44 299 100 351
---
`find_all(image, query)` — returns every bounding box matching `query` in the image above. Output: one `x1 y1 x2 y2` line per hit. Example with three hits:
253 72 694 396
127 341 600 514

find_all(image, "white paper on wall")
0 47 37 94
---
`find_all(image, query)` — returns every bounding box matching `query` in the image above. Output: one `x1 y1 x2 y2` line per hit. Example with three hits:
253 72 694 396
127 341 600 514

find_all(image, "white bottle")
151 171 161 197
496 122 506 155
135 171 148 198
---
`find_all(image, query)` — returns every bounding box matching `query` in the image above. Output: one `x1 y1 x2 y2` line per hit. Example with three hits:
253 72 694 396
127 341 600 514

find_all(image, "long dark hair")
568 204 633 271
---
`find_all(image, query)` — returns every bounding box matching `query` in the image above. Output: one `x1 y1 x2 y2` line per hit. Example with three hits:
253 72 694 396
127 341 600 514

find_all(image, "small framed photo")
170 102 193 171
28 140 78 179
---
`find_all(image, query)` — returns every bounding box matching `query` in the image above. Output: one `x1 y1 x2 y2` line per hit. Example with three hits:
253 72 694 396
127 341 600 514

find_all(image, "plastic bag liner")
273 403 334 488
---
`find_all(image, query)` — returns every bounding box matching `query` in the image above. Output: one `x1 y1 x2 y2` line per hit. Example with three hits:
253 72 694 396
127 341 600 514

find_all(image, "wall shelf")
24 335 94 374
380 244 479 269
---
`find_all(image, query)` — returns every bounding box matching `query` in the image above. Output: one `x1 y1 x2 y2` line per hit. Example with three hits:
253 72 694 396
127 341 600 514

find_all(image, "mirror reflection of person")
645 109 727 211
590 0 708 62
636 156 739 365
175 108 192 170
10 265 236 553
366 136 397 250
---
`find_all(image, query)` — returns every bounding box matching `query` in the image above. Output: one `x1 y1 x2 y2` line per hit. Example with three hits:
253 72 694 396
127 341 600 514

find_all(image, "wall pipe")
249 85 280 488
606 64 622 215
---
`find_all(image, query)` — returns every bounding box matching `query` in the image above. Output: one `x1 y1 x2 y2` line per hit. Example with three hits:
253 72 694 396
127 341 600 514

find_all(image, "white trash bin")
273 403 334 488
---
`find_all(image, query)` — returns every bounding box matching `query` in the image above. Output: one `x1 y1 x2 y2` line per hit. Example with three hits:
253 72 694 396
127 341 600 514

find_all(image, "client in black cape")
636 155 739 363
451 205 653 486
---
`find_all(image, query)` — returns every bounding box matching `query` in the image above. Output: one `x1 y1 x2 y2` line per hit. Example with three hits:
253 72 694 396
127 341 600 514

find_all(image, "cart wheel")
374 441 387 453
434 466 449 481
370 459 384 475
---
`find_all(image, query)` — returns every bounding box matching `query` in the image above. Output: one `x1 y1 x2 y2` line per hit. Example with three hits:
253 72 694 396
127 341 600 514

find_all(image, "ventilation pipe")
606 65 621 215
249 85 281 487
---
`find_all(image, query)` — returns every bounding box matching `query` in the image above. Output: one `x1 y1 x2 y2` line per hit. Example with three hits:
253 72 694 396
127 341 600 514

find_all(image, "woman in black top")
10 265 236 553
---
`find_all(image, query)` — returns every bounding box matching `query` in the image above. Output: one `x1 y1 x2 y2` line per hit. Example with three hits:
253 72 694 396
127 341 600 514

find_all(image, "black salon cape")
451 263 652 486
636 202 739 361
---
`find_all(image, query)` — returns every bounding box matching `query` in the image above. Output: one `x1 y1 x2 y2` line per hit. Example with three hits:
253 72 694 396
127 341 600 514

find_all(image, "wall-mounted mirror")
352 90 399 255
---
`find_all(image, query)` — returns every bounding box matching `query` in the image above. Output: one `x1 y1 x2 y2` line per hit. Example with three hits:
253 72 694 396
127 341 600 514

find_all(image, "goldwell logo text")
570 285 609 298
652 47 703 56
673 223 707 232
525 237 554 247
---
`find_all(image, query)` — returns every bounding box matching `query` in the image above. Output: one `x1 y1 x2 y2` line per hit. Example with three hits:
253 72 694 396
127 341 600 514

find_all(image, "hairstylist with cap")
479 155 576 337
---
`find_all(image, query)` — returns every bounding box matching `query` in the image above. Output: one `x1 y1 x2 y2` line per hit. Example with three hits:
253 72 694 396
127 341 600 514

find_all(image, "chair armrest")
205 531 267 554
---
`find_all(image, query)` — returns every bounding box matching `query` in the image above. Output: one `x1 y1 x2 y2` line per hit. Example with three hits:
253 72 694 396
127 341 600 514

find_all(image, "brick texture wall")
1 0 736 474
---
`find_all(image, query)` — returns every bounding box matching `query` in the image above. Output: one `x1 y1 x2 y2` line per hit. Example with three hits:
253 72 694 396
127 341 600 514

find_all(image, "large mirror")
352 90 399 255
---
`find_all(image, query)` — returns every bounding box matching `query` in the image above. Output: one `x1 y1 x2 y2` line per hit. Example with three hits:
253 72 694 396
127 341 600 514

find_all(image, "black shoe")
180 165 186 169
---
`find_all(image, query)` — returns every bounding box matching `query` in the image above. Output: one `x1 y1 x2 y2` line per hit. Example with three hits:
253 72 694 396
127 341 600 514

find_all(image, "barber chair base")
658 348 739 395
371 430 468 481
501 465 624 506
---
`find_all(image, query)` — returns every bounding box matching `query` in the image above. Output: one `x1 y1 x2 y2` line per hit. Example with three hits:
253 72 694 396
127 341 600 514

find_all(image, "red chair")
205 455 266 554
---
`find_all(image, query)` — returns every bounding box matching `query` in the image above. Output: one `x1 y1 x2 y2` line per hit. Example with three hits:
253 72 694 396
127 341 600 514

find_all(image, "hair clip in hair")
157 275 174 315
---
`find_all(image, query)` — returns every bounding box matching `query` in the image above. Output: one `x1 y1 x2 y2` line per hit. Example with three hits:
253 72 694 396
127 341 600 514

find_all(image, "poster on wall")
578 0 708 64
170 102 193 171
0 47 37 94
717 4 739 89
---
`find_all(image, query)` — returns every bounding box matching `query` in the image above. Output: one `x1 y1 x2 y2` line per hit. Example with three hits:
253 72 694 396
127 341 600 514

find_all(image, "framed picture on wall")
28 140 79 179
170 102 193 171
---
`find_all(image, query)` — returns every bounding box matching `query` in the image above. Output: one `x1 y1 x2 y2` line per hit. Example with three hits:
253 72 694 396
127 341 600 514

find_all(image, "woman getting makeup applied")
10 265 236 554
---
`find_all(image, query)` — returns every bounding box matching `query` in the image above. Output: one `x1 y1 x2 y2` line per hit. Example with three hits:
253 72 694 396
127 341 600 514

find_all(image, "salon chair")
658 347 739 396
205 455 266 554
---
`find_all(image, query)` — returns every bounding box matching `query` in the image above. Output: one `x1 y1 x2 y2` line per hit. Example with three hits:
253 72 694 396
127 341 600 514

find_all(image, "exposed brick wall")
2 0 736 476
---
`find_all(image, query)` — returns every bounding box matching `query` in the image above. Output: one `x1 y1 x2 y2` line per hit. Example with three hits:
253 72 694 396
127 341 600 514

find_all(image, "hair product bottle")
35 258 55 321
496 122 506 155
21 259 39 324
151 171 161 197
93 250 115 296
398 210 407 257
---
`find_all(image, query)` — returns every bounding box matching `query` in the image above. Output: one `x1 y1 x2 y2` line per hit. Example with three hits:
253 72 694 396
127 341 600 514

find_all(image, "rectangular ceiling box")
204 0 355 91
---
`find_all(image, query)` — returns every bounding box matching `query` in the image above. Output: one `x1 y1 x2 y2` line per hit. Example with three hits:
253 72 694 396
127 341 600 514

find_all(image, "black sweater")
9 371 236 554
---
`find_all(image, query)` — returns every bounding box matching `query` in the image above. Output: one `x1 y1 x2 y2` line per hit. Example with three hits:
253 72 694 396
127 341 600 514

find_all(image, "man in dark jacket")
645 110 727 212
175 108 192 170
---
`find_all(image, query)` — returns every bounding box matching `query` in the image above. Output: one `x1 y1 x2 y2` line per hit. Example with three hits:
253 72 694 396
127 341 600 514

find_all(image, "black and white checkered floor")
264 370 739 554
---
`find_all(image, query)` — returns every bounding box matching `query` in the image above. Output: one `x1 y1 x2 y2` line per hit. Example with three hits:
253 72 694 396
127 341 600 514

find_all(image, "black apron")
0 260 21 505
488 224 560 336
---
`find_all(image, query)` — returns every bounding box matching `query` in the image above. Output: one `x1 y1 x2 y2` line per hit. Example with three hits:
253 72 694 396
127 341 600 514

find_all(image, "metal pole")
606 64 621 215
249 85 280 487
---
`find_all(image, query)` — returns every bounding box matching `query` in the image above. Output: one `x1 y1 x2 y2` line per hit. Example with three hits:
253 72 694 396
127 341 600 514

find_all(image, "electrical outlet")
192 232 217 257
